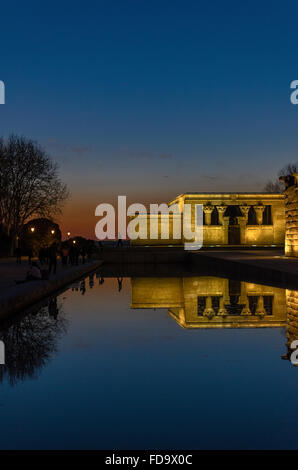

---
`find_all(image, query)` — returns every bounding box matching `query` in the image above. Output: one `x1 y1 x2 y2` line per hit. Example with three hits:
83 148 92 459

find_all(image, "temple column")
217 296 228 316
222 216 230 244
237 216 247 244
239 282 251 316
178 308 186 326
203 205 214 225
241 298 252 316
253 205 265 225
203 296 215 319
240 205 250 223
255 295 266 317
217 205 227 225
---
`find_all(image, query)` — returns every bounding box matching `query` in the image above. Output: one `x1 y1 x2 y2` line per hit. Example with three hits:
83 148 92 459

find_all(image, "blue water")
0 275 297 450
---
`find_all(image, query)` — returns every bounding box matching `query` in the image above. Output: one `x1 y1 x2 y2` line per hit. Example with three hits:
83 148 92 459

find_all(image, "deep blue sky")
0 0 298 234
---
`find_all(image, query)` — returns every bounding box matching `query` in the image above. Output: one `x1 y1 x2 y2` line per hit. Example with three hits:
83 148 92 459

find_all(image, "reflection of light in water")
131 276 287 329
283 289 298 365
1 274 295 385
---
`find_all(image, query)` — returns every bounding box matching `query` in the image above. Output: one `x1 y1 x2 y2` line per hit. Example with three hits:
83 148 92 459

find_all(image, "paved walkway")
196 250 298 275
0 257 39 290
0 257 88 291
191 249 298 290
0 258 102 318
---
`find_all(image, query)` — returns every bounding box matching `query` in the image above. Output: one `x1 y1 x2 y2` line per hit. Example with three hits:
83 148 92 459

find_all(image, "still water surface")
0 271 298 449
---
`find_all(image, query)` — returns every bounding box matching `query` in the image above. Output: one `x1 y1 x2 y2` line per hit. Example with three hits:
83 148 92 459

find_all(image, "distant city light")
30 227 35 233
51 229 55 234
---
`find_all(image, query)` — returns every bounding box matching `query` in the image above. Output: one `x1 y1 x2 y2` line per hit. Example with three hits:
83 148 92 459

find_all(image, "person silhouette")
80 279 86 295
117 277 123 292
48 243 58 275
48 297 59 319
89 274 94 288
80 247 86 264
116 233 123 247
15 246 22 264
27 248 33 264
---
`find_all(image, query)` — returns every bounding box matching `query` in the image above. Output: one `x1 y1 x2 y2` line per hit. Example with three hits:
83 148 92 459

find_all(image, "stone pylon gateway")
280 173 298 257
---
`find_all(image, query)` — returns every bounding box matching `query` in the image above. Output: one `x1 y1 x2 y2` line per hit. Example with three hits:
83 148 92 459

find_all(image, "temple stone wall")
282 173 298 256
131 277 184 308
282 289 298 363
286 289 298 345
272 202 287 245
203 226 225 244
131 192 285 247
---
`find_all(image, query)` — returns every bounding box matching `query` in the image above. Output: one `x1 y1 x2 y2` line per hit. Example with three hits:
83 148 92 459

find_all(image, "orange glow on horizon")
57 191 170 240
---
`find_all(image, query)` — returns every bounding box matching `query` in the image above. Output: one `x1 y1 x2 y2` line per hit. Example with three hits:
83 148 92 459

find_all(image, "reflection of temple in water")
131 277 286 328
283 289 298 361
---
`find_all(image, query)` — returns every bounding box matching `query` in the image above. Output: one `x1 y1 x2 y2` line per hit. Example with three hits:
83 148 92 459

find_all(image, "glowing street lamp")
73 240 76 244
51 229 55 235
30 227 35 233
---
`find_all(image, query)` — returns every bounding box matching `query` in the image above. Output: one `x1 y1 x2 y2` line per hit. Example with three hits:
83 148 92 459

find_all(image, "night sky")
1 0 298 237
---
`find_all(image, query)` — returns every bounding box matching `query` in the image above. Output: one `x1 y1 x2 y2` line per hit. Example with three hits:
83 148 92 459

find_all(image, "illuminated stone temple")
132 192 285 247
131 277 287 329
280 173 298 257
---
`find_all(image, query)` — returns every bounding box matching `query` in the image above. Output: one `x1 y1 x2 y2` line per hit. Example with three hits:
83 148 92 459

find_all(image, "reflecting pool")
0 270 298 449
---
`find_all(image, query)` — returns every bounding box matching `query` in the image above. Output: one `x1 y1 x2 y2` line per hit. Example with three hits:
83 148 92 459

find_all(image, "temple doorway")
228 224 240 244
225 205 241 244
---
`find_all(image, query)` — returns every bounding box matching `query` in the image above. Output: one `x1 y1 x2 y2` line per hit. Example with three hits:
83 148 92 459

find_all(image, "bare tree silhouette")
0 135 69 252
0 300 68 385
263 162 298 193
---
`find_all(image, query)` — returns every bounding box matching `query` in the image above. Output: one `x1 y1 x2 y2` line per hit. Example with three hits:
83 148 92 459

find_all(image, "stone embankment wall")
0 261 102 319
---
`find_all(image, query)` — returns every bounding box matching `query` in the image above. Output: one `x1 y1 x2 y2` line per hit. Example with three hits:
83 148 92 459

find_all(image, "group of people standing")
39 242 92 273
38 243 59 274
60 243 87 267
15 241 93 279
